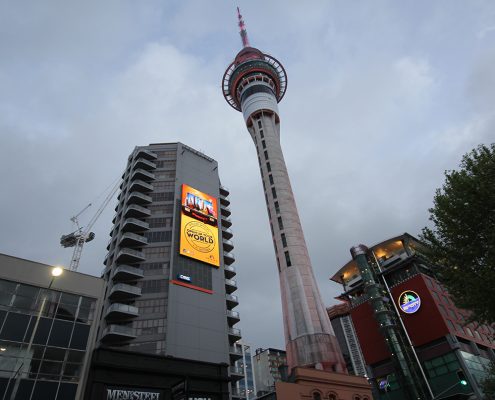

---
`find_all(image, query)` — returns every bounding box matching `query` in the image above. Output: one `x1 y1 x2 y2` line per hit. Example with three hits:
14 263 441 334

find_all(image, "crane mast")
61 180 120 271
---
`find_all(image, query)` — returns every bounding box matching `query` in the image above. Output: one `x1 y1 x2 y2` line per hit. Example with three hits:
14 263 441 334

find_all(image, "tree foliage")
481 362 495 400
421 144 495 324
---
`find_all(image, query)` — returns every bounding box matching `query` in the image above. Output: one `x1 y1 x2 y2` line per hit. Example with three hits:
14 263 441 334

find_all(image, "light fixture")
51 267 64 277
0 347 6 352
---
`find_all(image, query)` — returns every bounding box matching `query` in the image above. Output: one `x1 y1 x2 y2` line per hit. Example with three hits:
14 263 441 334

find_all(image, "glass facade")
0 279 96 400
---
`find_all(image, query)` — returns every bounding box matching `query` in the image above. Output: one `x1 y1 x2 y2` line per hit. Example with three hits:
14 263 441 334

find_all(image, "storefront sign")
398 290 421 314
106 389 160 400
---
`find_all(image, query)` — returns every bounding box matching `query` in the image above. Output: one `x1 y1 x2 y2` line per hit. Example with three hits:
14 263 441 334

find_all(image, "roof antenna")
237 7 250 48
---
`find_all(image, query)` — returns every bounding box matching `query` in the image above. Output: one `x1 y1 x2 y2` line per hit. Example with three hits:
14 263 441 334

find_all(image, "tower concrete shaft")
223 47 346 372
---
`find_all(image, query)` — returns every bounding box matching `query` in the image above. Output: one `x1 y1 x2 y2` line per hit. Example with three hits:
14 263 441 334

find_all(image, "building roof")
329 233 419 284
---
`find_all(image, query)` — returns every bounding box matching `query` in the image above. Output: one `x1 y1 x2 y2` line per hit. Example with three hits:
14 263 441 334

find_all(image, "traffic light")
456 369 468 386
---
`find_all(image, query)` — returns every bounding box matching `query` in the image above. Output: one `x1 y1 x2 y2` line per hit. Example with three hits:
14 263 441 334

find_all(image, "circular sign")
398 290 421 314
184 221 216 253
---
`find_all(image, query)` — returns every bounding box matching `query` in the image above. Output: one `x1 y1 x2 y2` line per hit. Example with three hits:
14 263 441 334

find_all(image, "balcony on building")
109 283 142 300
136 148 158 160
122 218 150 232
112 265 144 282
221 216 232 229
105 303 139 321
222 226 233 240
220 185 230 197
229 345 243 363
219 193 230 206
222 238 234 252
224 252 235 265
119 232 148 248
228 327 242 344
131 168 155 182
231 388 244 399
225 278 237 294
129 179 153 193
227 310 240 325
224 265 236 279
101 324 136 342
220 204 232 217
226 294 239 310
133 158 156 171
229 366 244 381
124 204 151 219
115 248 145 264
127 191 152 205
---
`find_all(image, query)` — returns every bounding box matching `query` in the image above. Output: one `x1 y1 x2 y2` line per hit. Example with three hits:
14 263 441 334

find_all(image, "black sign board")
171 380 188 400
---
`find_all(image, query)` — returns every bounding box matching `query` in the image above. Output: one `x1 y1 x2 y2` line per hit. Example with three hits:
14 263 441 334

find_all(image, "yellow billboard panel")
179 184 220 267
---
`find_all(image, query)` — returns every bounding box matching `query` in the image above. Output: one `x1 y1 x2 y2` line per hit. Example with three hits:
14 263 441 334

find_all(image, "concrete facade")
252 347 287 397
275 368 372 400
223 47 345 372
96 142 242 394
0 253 104 400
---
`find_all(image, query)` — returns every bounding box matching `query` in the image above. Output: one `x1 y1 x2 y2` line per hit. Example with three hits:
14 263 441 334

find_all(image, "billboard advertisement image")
179 184 220 267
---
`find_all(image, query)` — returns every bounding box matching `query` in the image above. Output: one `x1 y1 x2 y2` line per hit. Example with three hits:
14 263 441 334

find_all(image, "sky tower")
222 9 346 373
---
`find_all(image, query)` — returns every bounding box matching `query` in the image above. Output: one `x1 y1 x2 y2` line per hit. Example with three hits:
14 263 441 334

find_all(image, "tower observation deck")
222 9 346 373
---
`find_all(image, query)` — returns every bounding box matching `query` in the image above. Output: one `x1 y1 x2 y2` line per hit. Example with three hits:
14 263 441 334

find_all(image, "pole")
9 278 54 400
372 252 435 399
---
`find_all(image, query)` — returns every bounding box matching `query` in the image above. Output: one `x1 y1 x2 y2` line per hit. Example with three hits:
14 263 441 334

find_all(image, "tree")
481 362 495 400
421 144 495 324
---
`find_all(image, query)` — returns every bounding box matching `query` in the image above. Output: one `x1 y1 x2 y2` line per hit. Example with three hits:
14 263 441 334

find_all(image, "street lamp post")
7 267 64 400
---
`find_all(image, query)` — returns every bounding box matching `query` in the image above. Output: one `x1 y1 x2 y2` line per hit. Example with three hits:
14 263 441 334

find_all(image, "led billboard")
179 184 220 267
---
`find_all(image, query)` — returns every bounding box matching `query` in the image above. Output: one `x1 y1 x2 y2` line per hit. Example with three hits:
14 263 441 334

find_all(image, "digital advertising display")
179 184 219 267
398 290 421 314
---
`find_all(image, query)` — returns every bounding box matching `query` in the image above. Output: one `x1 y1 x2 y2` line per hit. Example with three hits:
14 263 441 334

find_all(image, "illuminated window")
281 233 287 248
284 251 291 267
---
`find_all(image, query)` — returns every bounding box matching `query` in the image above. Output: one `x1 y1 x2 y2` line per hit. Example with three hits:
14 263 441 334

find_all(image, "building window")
144 230 172 243
262 140 266 149
276 256 281 272
264 150 269 160
269 174 274 185
266 162 271 172
260 130 264 139
281 233 287 248
312 393 322 400
150 192 174 202
284 251 292 267
274 201 280 214
258 120 262 129
270 223 274 236
154 160 175 169
153 181 175 190
154 150 176 158
278 217 284 230
272 187 277 199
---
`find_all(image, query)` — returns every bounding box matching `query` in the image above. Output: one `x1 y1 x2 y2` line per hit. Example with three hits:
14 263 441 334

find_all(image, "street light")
7 266 64 400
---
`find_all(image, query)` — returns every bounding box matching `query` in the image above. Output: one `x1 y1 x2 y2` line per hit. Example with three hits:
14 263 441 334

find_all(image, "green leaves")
421 144 495 324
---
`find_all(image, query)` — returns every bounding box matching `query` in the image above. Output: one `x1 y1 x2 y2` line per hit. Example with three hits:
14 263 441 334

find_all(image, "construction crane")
60 180 120 271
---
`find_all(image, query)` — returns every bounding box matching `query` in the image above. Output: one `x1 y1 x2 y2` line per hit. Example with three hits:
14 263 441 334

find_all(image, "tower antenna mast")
237 7 250 48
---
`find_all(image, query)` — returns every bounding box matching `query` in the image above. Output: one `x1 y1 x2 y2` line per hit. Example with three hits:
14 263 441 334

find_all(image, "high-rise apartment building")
252 347 287 397
85 142 240 399
327 303 367 377
232 341 255 399
222 10 345 372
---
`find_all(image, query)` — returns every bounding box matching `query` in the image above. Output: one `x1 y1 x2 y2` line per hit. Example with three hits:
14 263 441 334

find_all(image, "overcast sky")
1 1 494 351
